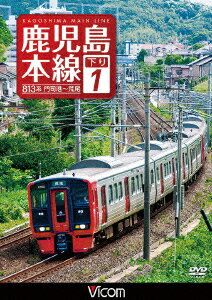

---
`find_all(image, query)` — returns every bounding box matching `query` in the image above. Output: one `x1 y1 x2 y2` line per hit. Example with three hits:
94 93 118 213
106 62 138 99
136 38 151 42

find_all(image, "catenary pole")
143 73 151 260
75 99 81 162
121 64 127 152
176 106 183 236
207 63 211 147
111 97 116 157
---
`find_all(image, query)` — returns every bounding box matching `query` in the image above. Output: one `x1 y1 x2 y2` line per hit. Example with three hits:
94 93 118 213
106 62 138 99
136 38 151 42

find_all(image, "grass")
131 211 212 283
0 219 28 237
0 189 28 235
193 81 208 94
150 104 172 121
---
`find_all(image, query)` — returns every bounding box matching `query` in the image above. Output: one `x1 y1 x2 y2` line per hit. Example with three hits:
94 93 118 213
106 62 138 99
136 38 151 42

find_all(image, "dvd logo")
189 267 207 276
88 286 125 298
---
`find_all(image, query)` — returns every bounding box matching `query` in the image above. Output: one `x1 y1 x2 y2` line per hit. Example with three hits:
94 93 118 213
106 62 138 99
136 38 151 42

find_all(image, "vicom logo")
88 286 126 298
189 267 207 276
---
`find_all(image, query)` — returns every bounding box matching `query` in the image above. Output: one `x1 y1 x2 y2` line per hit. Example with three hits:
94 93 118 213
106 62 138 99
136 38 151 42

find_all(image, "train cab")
28 176 96 254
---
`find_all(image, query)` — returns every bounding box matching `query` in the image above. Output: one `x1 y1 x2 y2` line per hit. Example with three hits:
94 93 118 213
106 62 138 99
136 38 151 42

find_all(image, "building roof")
169 65 189 68
188 55 212 66
0 70 16 80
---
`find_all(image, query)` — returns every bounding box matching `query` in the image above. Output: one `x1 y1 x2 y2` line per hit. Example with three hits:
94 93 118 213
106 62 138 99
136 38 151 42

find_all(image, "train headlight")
74 224 88 230
36 226 51 232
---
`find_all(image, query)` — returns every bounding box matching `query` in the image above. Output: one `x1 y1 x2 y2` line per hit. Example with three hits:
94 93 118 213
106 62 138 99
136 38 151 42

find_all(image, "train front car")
28 175 97 254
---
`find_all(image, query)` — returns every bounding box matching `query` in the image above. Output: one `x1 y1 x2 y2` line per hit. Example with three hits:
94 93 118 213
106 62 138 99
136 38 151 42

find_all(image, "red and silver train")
28 114 208 254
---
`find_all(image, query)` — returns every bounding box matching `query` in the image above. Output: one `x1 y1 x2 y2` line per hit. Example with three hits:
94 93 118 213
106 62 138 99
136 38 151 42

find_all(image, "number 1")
91 69 101 91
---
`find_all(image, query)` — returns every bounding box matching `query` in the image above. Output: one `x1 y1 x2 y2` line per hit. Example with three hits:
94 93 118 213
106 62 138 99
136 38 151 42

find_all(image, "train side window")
108 185 113 205
169 161 171 174
156 167 160 181
124 177 129 197
192 148 195 161
150 170 154 184
185 153 188 166
136 175 140 192
131 177 136 195
164 163 167 177
101 186 106 206
118 182 123 200
114 183 118 203
140 174 144 192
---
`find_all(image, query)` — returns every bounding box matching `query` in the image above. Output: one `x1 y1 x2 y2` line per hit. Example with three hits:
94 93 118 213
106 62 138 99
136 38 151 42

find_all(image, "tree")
189 43 204 51
19 99 55 142
182 57 197 64
137 49 148 63
156 58 163 65
165 55 183 65
139 63 164 87
0 16 13 62
0 158 31 191
53 99 75 139
0 133 73 178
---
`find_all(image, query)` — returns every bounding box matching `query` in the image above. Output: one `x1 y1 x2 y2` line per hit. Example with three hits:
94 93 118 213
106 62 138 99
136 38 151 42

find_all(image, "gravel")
35 153 212 283
0 153 211 283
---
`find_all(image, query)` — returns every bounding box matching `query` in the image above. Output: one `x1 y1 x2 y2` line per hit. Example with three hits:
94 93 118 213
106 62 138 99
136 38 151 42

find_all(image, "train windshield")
71 181 89 205
31 184 48 209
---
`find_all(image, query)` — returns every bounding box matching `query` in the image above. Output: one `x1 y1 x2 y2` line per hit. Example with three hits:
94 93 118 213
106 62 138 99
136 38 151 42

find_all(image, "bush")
0 207 10 223
0 190 28 224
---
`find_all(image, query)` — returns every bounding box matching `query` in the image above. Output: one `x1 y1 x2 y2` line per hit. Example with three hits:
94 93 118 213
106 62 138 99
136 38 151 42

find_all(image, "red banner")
17 14 116 99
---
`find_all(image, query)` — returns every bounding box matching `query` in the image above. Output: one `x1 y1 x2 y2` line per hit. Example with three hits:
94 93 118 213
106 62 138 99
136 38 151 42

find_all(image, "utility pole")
143 73 151 260
207 63 211 148
121 64 127 152
176 106 183 236
111 97 116 157
75 99 81 162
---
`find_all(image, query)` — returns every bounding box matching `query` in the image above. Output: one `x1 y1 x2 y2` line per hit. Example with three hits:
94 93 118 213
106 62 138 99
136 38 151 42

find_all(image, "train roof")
34 115 206 184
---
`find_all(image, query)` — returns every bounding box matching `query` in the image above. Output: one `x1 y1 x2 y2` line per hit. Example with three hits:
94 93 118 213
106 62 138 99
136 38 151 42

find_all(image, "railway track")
0 254 77 283
126 102 145 142
0 197 173 283
0 227 32 251
127 88 173 138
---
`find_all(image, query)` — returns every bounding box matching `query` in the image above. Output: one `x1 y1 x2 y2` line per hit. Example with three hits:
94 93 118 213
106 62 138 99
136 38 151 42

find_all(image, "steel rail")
0 227 32 250
127 88 173 131
0 254 59 283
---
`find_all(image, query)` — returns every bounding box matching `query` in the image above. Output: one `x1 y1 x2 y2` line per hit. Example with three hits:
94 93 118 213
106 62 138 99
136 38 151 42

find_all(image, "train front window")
31 185 47 209
55 191 66 223
70 180 90 227
71 181 89 205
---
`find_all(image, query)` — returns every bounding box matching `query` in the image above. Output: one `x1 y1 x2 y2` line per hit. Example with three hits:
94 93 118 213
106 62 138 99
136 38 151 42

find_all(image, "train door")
101 186 107 224
160 163 164 194
50 189 69 232
124 177 130 213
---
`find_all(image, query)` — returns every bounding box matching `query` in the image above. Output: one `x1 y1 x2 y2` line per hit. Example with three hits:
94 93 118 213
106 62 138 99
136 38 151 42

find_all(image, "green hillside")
0 0 211 44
